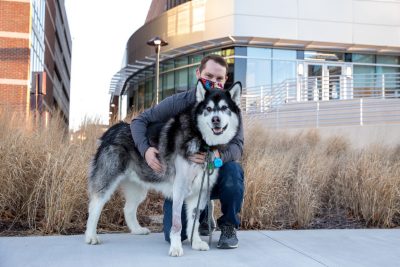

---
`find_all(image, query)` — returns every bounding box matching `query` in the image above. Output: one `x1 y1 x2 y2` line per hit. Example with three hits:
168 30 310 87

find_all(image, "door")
327 65 342 100
307 64 323 101
304 64 344 101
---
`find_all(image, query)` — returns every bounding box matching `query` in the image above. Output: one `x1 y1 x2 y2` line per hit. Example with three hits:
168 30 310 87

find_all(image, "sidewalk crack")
257 231 330 267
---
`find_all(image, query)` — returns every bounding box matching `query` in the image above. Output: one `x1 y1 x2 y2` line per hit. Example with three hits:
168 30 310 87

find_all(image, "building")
109 0 400 134
0 0 72 126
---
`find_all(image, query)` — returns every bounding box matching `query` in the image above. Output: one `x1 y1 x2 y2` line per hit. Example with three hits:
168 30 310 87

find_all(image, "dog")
84 80 242 256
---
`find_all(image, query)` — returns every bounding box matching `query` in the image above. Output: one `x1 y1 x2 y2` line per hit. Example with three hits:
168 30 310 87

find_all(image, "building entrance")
304 63 346 101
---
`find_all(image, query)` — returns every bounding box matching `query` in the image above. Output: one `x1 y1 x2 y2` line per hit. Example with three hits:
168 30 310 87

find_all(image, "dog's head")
195 80 241 146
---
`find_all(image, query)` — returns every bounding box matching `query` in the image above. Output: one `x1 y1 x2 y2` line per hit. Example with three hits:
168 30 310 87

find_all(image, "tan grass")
0 110 399 236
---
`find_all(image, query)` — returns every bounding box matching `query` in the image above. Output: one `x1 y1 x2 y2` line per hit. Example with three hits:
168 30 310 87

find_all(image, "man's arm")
130 89 195 158
130 100 174 158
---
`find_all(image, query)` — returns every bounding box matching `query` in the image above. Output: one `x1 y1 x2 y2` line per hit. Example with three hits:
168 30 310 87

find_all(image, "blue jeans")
163 161 244 242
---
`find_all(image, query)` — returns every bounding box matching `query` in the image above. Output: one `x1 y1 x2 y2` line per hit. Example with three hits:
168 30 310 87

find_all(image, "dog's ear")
196 79 206 103
227 82 241 106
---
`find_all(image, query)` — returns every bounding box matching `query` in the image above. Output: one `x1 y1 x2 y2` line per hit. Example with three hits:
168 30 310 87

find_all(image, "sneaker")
199 219 216 236
217 224 238 249
198 201 216 236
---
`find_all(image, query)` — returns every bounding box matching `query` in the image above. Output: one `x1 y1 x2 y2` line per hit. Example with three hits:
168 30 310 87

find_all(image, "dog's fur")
85 80 242 256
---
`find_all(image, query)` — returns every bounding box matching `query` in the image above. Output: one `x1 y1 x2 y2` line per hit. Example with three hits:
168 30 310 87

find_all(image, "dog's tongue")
213 127 223 134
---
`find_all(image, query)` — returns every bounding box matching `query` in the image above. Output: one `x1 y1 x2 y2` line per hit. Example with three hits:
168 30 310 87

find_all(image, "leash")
191 149 215 247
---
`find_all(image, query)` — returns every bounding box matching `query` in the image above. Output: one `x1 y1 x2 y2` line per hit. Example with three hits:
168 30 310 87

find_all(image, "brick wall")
0 0 31 114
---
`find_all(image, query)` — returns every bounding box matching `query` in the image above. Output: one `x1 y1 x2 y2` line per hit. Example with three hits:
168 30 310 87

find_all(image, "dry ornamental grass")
0 110 399 236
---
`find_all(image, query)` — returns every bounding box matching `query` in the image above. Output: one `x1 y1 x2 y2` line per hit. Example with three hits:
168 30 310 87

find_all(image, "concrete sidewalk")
1 229 399 267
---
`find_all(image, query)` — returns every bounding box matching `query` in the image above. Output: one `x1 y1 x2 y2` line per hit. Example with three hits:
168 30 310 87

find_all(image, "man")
130 54 244 249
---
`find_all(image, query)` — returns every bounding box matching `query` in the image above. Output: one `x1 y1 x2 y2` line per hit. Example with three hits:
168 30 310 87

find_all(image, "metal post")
316 101 320 128
155 45 160 104
286 82 289 103
360 98 363 126
381 74 385 99
147 37 168 105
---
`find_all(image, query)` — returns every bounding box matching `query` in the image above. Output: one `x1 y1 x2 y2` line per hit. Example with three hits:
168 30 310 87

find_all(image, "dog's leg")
169 157 193 257
85 193 108 245
120 180 150 235
185 191 210 251
85 175 125 245
169 186 186 257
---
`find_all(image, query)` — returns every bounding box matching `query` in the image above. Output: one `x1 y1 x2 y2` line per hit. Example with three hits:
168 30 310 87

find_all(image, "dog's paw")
85 234 101 245
192 240 209 251
169 245 184 257
131 227 151 235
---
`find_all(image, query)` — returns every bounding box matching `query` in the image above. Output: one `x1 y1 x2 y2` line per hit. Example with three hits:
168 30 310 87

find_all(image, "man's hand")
145 147 163 173
188 152 207 164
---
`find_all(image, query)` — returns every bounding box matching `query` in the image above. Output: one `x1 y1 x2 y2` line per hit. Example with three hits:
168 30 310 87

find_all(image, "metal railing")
242 73 400 128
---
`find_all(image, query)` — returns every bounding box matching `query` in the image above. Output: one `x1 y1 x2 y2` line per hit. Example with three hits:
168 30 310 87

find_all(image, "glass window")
376 66 400 97
145 67 154 79
161 59 174 72
162 72 175 99
353 65 376 98
304 51 344 62
144 79 153 108
235 46 247 57
352 54 375 64
206 49 222 56
175 56 188 67
175 68 188 92
297 50 305 60
247 47 272 59
272 61 297 100
376 55 400 65
222 48 235 64
244 58 271 112
189 53 203 65
222 48 234 57
246 59 271 88
272 60 296 84
273 49 296 60
188 66 198 88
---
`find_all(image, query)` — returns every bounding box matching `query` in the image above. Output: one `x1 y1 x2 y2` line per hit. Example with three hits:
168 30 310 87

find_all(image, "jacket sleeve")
130 90 194 158
219 115 244 162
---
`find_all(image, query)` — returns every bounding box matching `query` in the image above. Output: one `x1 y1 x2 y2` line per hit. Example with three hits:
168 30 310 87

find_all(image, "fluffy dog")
85 80 242 256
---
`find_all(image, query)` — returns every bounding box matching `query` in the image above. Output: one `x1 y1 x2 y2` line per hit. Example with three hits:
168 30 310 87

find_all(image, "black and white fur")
85 80 242 256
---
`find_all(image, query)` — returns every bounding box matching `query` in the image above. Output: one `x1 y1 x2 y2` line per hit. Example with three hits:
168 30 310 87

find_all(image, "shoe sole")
217 243 238 249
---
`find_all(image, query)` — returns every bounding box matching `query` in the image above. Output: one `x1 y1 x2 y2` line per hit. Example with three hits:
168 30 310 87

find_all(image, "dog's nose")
212 116 220 125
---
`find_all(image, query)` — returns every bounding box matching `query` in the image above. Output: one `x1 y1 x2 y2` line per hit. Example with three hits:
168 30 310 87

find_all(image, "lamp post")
147 37 168 104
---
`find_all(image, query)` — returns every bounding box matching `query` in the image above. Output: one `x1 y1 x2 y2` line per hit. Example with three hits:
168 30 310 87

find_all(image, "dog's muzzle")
212 124 228 135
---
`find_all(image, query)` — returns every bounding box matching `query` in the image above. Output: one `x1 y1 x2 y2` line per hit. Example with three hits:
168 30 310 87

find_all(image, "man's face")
196 59 228 88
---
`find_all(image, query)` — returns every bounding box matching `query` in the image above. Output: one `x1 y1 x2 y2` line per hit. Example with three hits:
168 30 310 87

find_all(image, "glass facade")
346 53 400 97
30 0 46 74
166 0 192 10
125 46 400 111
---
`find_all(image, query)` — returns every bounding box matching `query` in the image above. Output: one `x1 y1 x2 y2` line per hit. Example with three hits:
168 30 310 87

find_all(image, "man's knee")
218 161 244 191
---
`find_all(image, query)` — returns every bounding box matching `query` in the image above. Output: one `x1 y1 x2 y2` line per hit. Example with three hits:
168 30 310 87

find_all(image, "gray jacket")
130 88 244 162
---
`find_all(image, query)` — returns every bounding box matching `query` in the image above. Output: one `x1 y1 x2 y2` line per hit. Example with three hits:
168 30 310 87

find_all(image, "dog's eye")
221 105 228 111
206 107 212 112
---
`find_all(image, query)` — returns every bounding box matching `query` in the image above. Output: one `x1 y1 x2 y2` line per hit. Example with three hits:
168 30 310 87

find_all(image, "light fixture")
147 37 168 104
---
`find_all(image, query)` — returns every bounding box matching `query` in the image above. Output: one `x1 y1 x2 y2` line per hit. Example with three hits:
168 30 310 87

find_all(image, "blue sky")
65 0 152 130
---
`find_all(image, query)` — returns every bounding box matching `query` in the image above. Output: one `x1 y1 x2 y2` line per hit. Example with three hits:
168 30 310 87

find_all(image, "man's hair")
198 54 228 74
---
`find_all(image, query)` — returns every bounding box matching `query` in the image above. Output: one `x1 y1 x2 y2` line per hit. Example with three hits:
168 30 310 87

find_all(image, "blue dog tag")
214 158 223 168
